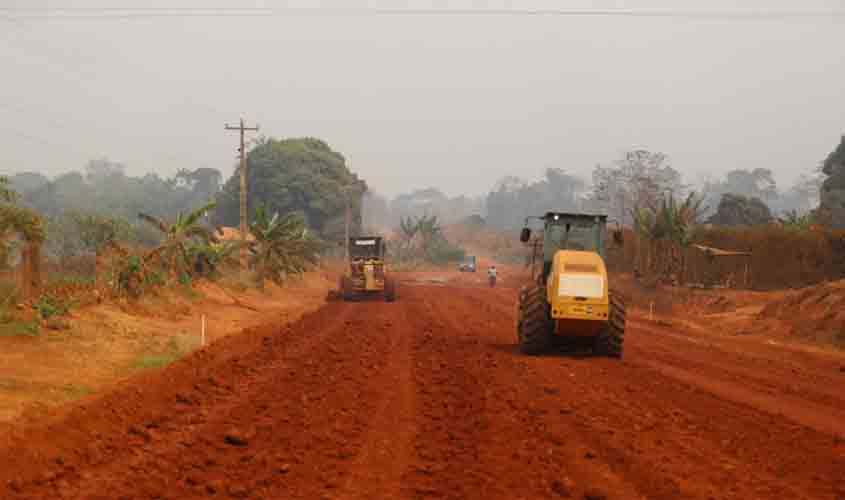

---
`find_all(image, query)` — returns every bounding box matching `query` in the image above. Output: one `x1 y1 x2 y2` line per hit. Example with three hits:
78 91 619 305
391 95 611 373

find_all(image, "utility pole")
341 185 357 266
345 195 351 265
225 119 259 269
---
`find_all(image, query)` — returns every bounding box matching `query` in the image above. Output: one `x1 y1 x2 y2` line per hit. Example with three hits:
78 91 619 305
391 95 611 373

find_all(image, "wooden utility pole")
345 195 351 265
225 119 259 269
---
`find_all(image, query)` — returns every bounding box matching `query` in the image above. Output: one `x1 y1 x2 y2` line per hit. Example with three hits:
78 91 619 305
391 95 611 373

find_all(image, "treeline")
10 160 221 256
6 138 366 263
365 146 831 234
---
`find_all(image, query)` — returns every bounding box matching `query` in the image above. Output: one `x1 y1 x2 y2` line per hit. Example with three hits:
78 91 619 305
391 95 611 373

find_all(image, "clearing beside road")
0 272 334 427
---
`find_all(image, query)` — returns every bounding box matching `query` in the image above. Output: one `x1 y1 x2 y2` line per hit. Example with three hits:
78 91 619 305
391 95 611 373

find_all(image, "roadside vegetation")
0 138 356 341
391 215 466 268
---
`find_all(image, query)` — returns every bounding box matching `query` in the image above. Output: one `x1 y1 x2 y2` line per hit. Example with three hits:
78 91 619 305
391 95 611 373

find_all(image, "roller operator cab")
340 237 396 302
516 213 626 357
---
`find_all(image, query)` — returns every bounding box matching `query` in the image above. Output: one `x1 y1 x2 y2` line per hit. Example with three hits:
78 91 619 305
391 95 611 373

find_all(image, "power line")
1 7 844 21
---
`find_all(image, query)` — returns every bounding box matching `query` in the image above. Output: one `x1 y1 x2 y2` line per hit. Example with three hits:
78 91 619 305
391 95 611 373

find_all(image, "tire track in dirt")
403 284 645 499
626 318 845 438
333 297 418 500
399 287 494 499
474 283 845 499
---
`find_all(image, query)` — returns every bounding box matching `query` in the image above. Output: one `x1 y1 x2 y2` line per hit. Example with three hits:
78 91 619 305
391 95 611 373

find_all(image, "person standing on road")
488 265 497 287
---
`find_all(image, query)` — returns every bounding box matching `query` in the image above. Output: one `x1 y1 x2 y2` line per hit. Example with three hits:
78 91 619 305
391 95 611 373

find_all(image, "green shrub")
32 294 73 320
0 320 39 337
425 237 466 264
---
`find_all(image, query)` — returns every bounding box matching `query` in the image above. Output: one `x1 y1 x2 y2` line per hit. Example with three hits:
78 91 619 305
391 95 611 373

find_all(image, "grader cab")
516 213 626 357
340 237 396 302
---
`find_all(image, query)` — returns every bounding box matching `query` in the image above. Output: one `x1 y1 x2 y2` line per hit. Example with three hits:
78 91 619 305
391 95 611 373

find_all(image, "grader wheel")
340 276 354 302
595 293 626 359
517 284 553 355
384 278 396 302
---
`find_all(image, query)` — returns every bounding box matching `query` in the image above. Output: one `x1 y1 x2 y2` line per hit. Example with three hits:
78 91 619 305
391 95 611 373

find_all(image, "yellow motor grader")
340 236 396 302
516 212 626 358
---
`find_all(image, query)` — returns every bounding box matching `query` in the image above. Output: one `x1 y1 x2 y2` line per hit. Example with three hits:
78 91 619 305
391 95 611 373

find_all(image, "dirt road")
0 274 843 499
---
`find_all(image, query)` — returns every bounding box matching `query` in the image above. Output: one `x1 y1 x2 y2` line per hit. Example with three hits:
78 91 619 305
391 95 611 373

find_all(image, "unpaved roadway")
0 274 843 499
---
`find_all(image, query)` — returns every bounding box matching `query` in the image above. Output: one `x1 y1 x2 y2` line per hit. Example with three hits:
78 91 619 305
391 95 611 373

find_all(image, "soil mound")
759 280 845 346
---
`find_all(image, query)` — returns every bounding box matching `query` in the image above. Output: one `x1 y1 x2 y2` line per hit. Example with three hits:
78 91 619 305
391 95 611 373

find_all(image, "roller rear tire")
595 293 626 358
517 284 553 355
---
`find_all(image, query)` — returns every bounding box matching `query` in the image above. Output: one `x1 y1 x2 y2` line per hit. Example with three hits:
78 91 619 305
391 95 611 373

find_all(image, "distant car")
458 256 477 272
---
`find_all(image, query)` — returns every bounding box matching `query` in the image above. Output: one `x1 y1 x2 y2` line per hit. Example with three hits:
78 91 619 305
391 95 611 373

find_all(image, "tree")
0 202 45 298
85 158 126 185
416 215 442 253
248 205 321 287
215 137 366 242
721 169 777 200
139 202 218 279
175 167 223 204
8 172 49 196
485 169 586 230
398 216 419 258
0 176 18 204
362 191 392 232
707 194 773 227
589 150 683 225
778 210 815 232
822 135 845 177
819 136 845 228
46 212 135 261
0 203 45 261
631 192 705 281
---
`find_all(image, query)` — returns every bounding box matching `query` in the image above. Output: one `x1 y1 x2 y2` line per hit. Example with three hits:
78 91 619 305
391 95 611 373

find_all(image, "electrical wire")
1 7 843 21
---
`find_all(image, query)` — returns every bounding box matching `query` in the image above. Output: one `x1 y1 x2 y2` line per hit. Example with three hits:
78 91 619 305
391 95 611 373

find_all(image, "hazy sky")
1 1 843 198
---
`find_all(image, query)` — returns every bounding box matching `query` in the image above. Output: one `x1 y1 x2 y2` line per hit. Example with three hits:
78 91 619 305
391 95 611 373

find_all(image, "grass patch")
178 283 200 300
130 335 201 371
132 354 181 370
62 384 93 400
0 320 40 337
219 270 260 293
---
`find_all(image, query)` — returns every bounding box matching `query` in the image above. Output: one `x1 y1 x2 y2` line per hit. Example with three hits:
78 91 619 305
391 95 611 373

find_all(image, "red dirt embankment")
0 272 842 499
756 279 845 347
0 271 335 426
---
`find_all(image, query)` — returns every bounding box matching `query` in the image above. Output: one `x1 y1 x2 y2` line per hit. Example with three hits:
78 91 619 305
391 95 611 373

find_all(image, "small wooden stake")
201 315 207 347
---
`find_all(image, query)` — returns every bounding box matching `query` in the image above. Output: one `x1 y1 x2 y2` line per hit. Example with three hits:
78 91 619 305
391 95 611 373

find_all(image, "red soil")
0 272 842 499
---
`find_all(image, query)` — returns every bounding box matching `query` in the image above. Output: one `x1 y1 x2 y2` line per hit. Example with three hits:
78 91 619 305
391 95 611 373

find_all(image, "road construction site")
0 269 842 500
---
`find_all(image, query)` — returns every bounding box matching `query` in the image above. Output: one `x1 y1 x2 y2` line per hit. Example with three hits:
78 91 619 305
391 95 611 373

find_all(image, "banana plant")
248 205 321 287
139 201 218 279
778 210 814 232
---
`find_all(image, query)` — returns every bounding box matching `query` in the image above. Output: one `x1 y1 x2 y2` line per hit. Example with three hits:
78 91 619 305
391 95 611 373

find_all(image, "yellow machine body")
516 212 624 357
350 258 386 293
546 250 609 337
341 236 395 302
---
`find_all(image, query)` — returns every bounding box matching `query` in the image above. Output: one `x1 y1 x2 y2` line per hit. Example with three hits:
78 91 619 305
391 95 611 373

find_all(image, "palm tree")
398 216 419 261
416 215 443 258
249 206 321 287
631 192 705 281
778 210 814 232
187 240 243 277
139 202 218 279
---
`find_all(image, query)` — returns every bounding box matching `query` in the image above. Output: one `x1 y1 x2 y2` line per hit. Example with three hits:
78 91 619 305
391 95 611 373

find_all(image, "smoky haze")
1 0 843 199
